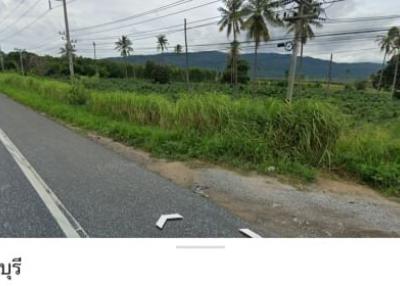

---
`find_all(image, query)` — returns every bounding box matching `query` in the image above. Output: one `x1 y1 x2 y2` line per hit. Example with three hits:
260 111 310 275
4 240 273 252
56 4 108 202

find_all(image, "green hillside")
109 51 380 81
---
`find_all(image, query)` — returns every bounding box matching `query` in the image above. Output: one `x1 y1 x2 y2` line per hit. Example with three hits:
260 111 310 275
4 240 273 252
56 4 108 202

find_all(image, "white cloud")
0 0 399 63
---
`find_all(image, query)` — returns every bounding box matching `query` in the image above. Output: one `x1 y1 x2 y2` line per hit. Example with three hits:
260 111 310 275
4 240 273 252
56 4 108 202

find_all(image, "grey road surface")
0 94 257 238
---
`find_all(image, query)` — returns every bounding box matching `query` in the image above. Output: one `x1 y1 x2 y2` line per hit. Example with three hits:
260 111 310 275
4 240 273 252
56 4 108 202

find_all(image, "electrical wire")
71 0 196 32
0 0 77 42
0 0 42 35
75 16 221 43
70 0 222 38
0 0 26 26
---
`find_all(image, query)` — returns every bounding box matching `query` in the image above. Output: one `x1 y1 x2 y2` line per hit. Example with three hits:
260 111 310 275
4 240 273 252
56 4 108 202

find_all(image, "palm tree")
115 35 133 78
377 32 394 91
157 34 169 64
243 0 282 79
229 41 240 81
388 27 400 96
218 0 246 85
157 34 169 53
287 0 324 76
59 42 76 58
174 44 183 54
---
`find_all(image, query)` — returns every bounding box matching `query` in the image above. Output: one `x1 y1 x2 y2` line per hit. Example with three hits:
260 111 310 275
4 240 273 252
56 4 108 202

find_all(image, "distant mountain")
108 51 380 81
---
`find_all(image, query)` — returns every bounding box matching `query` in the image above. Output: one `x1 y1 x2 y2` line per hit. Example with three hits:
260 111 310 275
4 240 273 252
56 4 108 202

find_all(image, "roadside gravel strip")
0 93 262 238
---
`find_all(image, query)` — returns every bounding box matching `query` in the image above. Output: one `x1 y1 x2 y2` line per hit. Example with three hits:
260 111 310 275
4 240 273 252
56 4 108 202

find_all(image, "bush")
66 81 89 105
313 81 323 88
344 83 355 91
354 80 368 91
221 59 250 84
151 64 171 84
394 90 400 100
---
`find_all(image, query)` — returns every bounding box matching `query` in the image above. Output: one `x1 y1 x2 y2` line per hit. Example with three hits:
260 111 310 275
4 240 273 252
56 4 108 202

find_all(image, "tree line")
0 50 221 83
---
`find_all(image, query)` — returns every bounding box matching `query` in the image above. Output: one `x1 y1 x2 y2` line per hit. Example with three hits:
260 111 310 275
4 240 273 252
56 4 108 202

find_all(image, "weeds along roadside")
0 73 398 196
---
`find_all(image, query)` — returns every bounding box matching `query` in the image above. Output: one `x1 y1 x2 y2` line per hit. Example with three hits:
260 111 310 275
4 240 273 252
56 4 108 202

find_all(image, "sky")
0 0 399 63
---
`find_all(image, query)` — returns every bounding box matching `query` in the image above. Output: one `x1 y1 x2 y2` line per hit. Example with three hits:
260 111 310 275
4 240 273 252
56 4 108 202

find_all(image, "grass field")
0 73 399 196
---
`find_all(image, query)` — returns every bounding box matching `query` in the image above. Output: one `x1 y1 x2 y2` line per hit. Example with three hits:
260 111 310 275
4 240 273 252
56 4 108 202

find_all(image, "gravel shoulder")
90 134 400 238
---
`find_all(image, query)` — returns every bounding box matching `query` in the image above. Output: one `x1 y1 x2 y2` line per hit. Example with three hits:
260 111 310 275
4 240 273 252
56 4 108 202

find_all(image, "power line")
31 25 392 55
73 26 387 55
76 13 398 47
70 0 222 38
0 0 26 26
0 0 77 42
74 16 221 43
326 14 400 23
0 0 42 35
23 0 353 52
86 20 219 45
71 0 196 32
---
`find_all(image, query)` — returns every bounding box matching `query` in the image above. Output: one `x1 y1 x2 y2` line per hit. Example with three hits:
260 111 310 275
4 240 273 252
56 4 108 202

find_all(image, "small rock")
192 185 210 198
272 203 281 208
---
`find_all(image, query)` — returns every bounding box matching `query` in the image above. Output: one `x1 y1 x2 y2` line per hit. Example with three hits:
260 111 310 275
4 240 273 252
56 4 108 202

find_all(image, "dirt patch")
88 133 400 238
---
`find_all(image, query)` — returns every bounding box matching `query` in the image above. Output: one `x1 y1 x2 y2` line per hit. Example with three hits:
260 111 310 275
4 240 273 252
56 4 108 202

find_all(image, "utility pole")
16 49 24 76
285 2 304 102
93 42 97 60
59 0 74 79
93 41 99 76
0 46 4 72
327 53 333 91
184 18 190 91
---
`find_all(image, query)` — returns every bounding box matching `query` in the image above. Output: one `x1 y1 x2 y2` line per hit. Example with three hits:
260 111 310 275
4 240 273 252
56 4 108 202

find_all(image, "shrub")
354 80 368 91
151 64 171 84
394 89 400 100
313 81 323 88
66 81 89 105
344 83 355 91
221 59 250 84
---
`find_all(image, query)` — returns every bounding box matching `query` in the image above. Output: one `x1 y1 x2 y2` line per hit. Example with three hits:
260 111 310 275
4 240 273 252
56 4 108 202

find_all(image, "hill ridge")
108 51 380 81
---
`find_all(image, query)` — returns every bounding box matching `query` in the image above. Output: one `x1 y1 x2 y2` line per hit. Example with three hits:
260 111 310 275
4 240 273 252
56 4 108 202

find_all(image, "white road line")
156 213 183 230
0 128 88 238
239 228 262 238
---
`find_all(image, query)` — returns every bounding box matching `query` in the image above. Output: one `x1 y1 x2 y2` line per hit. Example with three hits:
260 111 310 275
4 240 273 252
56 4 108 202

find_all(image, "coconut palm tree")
377 32 395 91
157 34 169 53
174 44 183 54
243 0 282 79
115 35 133 78
387 27 400 96
218 0 246 85
229 40 241 75
59 41 76 58
287 0 324 76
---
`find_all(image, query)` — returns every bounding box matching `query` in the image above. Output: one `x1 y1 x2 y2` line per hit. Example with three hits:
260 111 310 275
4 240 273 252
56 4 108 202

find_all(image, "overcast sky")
0 0 399 63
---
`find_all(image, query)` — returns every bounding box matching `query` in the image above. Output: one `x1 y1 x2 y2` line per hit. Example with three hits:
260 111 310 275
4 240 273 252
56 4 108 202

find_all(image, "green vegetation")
1 51 219 83
0 73 399 196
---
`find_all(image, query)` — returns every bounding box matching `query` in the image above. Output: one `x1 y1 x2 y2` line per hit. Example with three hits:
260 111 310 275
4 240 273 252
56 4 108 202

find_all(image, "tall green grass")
335 126 400 195
3 73 399 195
90 91 341 166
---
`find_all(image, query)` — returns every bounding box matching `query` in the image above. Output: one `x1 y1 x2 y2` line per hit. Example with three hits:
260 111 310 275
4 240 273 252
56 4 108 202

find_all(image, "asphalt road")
0 94 257 238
